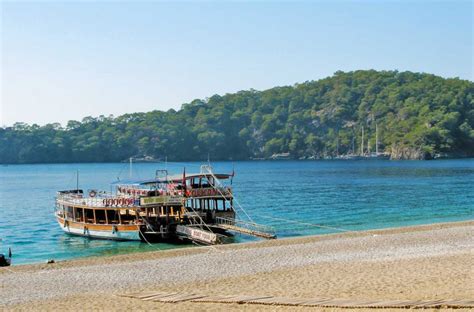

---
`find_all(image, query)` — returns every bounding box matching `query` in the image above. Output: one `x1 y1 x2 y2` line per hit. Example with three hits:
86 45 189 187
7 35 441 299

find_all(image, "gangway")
214 217 276 239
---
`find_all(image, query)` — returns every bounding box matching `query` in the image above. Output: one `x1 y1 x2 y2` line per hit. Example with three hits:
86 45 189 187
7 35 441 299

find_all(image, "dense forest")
1 70 473 163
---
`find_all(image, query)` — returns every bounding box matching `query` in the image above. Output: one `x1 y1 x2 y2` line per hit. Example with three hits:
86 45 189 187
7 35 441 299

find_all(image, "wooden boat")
55 165 275 244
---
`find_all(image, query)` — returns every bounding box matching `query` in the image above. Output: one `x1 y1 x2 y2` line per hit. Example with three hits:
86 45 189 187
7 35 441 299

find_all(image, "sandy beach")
1 221 473 311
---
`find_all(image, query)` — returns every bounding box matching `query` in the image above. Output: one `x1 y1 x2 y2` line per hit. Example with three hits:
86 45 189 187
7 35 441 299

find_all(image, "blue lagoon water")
0 160 473 265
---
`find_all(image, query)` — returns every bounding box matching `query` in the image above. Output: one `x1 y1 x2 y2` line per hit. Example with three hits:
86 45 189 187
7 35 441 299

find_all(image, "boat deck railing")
187 186 233 198
56 194 137 208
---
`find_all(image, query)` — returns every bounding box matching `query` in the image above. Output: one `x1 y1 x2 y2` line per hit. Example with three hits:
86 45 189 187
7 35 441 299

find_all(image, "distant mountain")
1 70 473 163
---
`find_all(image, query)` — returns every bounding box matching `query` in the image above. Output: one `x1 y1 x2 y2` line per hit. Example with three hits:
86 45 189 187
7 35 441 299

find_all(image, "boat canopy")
111 178 168 186
112 173 233 186
168 173 233 183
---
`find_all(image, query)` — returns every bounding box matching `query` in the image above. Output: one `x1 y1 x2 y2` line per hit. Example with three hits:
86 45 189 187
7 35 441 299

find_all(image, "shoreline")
5 219 473 270
2 157 474 166
1 220 473 311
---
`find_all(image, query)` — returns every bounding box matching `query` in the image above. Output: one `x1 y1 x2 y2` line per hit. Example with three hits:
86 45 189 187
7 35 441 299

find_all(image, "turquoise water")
0 160 473 265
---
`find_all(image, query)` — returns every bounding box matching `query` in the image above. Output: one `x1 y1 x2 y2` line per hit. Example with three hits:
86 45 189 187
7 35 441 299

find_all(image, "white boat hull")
57 218 141 241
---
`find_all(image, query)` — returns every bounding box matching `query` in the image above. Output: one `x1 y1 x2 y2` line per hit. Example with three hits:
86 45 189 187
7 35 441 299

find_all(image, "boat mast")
367 132 370 154
352 136 355 154
129 157 133 178
360 126 364 156
76 169 79 192
375 123 379 155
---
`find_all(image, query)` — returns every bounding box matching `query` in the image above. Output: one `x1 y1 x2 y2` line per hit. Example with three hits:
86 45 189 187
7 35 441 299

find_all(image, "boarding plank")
248 297 283 304
192 295 238 302
299 298 336 306
132 292 170 299
124 291 474 309
232 295 274 303
414 299 447 308
320 299 365 307
445 299 474 307
158 294 207 303
270 298 314 305
142 292 179 301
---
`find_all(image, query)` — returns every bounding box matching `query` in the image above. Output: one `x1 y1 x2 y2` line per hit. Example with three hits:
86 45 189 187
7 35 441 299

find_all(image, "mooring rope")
253 213 356 234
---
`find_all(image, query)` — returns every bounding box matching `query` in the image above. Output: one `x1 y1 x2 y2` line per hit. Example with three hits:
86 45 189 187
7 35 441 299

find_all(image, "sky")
0 0 472 126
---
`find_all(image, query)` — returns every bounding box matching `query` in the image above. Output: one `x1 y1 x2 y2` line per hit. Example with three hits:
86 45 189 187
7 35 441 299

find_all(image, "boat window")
84 209 94 224
148 190 160 197
95 210 106 224
66 206 73 219
75 208 84 222
200 177 212 188
217 200 225 211
120 209 136 224
106 210 119 224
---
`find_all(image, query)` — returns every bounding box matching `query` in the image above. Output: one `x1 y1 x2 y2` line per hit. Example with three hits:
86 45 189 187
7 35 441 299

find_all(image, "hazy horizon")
1 1 472 127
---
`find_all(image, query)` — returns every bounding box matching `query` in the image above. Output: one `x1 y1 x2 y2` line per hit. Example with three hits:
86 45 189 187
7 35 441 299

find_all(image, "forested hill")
1 70 473 163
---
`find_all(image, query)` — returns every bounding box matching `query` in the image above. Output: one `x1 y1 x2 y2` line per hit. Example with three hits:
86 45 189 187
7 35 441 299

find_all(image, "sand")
1 221 473 311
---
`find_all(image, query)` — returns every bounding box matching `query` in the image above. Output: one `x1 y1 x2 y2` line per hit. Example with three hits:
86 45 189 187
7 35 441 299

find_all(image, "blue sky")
1 1 472 126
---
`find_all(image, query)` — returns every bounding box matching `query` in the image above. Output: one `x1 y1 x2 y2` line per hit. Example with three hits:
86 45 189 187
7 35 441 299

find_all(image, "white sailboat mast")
376 123 379 155
367 133 370 154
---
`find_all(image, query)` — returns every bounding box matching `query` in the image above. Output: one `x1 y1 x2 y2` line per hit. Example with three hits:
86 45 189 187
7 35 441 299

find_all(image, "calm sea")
0 160 473 265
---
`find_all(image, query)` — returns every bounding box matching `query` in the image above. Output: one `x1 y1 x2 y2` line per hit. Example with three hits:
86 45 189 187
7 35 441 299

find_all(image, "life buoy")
102 199 108 206
89 190 97 198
